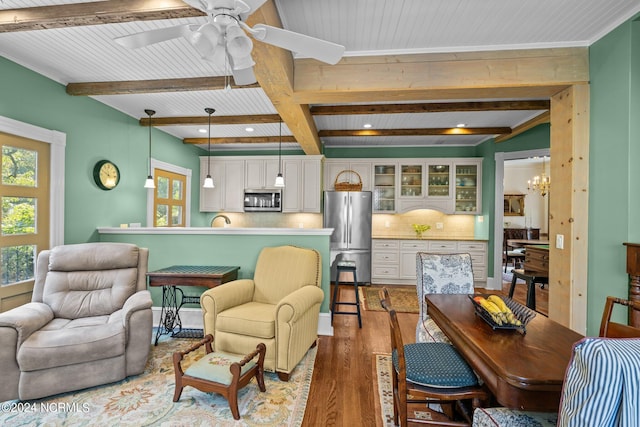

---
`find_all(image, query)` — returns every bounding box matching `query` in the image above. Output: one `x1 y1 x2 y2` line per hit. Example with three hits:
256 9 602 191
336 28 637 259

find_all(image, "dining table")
506 238 549 249
426 294 583 412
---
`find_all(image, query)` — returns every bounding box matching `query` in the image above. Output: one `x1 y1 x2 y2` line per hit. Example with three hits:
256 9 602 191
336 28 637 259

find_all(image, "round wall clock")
93 160 120 190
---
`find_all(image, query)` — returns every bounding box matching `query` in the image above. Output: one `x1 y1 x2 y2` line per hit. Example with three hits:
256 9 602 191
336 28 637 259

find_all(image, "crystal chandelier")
528 157 550 196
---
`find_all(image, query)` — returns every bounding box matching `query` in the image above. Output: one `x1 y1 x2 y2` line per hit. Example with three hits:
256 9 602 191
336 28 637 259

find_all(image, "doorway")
493 149 550 291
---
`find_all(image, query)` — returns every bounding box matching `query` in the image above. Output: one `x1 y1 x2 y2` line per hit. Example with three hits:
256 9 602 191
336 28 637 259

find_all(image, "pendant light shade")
274 119 285 188
144 109 156 189
203 107 216 189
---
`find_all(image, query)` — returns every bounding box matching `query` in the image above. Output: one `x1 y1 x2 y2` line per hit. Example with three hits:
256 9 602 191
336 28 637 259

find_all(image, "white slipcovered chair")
415 252 475 343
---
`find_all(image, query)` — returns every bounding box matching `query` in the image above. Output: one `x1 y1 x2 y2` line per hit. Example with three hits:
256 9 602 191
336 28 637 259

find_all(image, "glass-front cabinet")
454 162 480 213
400 164 423 197
427 163 451 197
373 164 396 212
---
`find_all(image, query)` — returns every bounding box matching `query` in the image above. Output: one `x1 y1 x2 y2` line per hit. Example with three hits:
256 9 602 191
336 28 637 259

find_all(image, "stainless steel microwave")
243 189 282 212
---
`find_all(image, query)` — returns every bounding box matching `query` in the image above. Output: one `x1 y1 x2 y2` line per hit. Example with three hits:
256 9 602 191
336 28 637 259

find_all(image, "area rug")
361 285 419 313
0 336 316 427
375 353 437 425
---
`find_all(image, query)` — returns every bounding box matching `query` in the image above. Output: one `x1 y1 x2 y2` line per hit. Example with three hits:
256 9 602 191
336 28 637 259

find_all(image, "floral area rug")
361 285 419 313
0 336 316 427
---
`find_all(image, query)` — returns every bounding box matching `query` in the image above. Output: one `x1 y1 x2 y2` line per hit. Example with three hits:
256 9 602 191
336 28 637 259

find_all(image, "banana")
487 295 522 326
478 298 506 325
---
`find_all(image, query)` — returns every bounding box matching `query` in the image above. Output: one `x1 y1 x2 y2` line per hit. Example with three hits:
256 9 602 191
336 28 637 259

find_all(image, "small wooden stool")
173 334 266 420
331 260 362 328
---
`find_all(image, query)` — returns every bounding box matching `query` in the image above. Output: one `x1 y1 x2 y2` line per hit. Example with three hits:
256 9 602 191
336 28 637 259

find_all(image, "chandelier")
528 157 550 196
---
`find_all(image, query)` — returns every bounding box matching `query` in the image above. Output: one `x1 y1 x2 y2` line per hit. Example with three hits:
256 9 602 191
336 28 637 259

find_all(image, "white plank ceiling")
1 0 640 151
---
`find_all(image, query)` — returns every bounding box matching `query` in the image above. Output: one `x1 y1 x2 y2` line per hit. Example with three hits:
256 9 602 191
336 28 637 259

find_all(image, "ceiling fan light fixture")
226 23 253 58
187 24 220 59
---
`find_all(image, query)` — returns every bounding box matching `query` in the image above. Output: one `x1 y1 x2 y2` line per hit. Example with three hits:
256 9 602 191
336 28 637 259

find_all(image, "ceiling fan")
114 0 345 85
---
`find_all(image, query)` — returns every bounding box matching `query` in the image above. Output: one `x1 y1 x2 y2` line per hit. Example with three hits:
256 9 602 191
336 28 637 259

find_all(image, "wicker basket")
334 170 363 191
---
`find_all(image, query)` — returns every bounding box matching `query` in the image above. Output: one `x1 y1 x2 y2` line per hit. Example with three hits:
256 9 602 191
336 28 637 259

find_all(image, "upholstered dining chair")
200 245 324 381
379 287 489 426
415 252 475 343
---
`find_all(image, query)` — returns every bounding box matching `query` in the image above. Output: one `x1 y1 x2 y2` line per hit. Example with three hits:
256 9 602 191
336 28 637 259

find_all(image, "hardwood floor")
302 283 548 426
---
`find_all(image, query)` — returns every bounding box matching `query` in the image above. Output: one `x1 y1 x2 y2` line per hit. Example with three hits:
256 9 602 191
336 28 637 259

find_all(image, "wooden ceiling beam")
0 0 203 33
246 0 322 155
495 111 551 143
310 100 549 115
184 136 297 145
141 114 281 126
319 127 511 137
67 77 259 96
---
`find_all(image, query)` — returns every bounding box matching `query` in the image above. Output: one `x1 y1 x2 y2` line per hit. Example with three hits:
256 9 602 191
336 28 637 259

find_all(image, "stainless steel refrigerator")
323 191 372 284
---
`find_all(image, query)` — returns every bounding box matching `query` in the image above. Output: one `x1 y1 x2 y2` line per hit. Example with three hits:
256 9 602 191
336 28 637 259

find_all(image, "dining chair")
415 252 475 343
599 296 640 338
379 287 489 426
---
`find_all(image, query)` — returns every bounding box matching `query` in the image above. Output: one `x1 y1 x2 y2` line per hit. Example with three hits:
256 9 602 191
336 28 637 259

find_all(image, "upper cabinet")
324 161 372 191
325 157 482 214
200 155 323 213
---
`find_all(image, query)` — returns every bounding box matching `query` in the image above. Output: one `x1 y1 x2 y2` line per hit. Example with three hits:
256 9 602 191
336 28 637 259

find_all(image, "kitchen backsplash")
209 212 323 229
371 209 475 238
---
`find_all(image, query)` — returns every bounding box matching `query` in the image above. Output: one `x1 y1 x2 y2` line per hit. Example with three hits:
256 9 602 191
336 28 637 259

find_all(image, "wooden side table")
147 265 240 344
623 243 640 327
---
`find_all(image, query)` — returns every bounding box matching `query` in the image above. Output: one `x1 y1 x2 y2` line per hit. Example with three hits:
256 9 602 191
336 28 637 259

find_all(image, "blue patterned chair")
473 337 640 426
416 252 475 343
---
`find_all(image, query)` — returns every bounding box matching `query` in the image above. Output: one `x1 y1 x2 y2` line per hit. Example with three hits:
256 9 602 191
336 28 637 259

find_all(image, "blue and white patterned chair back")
416 252 474 343
473 337 640 427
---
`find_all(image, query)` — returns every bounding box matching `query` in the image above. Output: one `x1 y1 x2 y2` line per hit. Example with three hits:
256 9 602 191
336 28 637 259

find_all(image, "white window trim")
146 158 192 227
0 115 66 247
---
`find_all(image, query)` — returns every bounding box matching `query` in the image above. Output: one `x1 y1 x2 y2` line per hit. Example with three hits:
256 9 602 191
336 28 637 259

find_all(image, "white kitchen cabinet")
200 155 322 213
453 159 482 214
324 160 372 191
372 239 400 280
371 238 487 286
199 157 244 212
245 158 279 189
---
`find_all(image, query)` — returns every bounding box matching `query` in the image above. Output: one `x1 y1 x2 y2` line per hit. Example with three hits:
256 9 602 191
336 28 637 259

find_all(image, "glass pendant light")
274 119 285 188
143 109 156 189
202 107 216 188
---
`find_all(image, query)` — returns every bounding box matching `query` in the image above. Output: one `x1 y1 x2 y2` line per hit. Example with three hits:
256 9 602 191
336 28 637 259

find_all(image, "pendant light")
143 109 156 189
202 107 216 188
274 119 285 188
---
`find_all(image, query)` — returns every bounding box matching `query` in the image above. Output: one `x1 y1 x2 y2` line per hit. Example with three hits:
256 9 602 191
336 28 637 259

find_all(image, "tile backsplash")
372 209 475 238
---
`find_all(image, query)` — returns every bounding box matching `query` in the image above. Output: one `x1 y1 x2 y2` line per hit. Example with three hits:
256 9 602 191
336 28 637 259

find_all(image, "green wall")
587 16 640 334
0 57 210 242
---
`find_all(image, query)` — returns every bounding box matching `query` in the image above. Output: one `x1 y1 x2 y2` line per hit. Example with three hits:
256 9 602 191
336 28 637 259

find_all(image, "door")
324 192 348 249
347 192 372 250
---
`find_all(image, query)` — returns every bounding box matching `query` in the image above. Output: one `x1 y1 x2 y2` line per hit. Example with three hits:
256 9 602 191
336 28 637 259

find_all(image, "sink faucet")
211 214 231 227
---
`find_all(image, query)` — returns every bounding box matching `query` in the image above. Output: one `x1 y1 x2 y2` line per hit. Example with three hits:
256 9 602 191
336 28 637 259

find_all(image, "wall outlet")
436 222 444 230
556 234 564 249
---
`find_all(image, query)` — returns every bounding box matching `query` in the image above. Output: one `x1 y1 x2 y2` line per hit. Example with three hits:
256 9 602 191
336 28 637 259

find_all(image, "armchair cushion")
217 302 276 339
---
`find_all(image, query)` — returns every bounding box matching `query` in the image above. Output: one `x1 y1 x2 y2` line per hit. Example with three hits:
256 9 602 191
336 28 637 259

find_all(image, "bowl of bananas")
468 294 536 334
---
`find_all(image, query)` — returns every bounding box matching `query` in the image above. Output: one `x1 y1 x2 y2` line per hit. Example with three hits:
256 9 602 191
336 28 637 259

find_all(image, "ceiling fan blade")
251 24 345 65
115 25 195 49
238 0 267 20
231 66 257 86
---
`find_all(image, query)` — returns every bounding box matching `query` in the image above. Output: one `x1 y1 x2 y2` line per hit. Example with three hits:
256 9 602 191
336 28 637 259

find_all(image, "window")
1 132 50 308
146 159 192 227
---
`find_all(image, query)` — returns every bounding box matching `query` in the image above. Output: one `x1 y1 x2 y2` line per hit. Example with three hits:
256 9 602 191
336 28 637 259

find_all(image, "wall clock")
93 160 120 190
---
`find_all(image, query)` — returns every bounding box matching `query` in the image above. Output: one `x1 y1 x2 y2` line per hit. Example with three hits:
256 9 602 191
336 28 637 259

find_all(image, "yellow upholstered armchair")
200 245 323 381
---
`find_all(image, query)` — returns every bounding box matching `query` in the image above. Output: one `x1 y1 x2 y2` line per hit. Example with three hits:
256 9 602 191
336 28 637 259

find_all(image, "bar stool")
509 269 548 311
331 260 362 328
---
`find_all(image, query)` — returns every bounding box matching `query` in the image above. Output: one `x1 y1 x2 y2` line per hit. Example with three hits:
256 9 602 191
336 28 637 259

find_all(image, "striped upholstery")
416 253 475 343
472 337 640 427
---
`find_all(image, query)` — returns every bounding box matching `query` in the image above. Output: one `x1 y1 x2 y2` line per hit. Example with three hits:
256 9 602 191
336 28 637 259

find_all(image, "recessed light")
456 123 467 128
245 127 254 132
363 123 372 128
198 128 207 133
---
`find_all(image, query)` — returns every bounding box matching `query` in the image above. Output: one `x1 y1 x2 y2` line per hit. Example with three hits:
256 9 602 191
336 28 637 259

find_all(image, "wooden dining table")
426 294 583 412
506 238 549 248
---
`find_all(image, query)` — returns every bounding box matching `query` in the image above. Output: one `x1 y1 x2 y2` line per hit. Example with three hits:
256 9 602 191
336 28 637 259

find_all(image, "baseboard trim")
152 307 334 337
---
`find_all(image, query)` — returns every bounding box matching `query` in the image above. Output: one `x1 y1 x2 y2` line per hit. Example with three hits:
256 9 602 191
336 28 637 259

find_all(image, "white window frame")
146 158 192 227
0 115 65 247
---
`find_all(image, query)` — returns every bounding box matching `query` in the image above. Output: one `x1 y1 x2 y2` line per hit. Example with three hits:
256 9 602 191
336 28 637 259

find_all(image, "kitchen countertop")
97 227 334 236
372 235 488 241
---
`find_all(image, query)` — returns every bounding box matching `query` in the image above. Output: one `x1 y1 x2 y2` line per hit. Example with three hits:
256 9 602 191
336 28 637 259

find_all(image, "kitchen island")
97 227 333 335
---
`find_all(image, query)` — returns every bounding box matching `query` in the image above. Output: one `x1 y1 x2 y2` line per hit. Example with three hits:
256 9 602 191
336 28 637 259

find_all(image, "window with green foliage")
153 168 186 227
